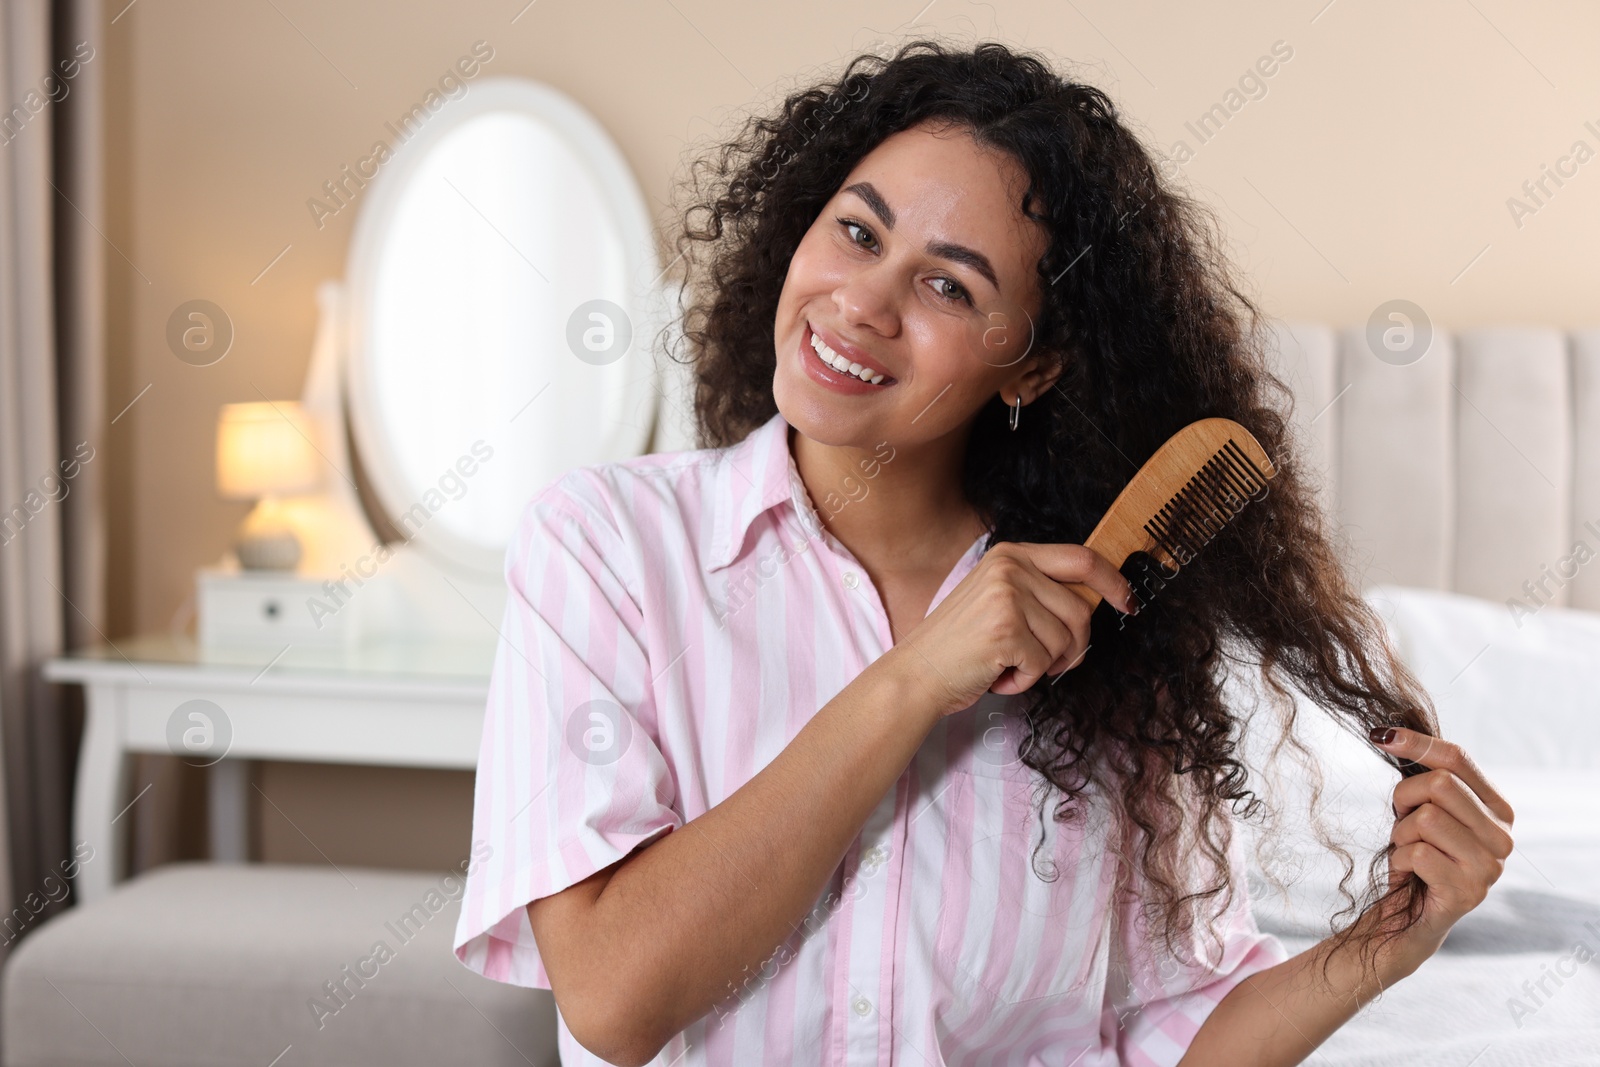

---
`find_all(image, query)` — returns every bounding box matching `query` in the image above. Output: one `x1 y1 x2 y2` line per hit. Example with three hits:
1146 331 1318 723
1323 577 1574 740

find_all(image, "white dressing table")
43 634 497 903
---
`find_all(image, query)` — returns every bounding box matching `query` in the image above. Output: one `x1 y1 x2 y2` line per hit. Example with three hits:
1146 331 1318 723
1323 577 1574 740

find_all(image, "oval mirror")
344 76 663 579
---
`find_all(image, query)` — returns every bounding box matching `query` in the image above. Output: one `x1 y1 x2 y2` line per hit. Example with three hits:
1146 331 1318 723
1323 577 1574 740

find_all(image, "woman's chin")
775 388 876 448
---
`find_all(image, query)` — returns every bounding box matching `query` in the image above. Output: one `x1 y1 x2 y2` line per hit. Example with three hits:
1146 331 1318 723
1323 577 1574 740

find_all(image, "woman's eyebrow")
842 181 1001 295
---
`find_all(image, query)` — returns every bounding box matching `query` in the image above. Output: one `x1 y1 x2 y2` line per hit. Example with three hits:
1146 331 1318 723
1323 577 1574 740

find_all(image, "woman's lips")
800 323 896 395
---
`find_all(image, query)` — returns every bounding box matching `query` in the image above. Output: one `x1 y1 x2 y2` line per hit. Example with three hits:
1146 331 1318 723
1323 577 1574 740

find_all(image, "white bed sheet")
1255 768 1600 1065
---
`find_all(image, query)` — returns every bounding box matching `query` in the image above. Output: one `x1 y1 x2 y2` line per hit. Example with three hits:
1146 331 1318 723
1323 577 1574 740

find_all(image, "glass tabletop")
54 632 500 683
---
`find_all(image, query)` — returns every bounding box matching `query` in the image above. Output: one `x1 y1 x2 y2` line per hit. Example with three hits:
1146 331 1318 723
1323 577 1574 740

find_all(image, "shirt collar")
706 409 825 572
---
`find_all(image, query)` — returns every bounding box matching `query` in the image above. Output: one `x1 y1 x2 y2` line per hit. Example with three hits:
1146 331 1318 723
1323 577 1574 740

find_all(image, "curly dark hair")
663 37 1439 983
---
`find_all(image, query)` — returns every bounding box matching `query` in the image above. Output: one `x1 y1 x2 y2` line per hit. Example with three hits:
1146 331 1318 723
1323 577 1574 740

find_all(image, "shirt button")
842 570 858 588
852 995 872 1017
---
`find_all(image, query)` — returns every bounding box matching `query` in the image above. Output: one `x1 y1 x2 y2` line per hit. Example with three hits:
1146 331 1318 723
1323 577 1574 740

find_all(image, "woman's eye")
839 218 876 250
932 277 971 305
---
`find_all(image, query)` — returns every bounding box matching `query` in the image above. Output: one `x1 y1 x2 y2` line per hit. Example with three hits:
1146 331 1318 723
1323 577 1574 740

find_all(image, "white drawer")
198 568 360 649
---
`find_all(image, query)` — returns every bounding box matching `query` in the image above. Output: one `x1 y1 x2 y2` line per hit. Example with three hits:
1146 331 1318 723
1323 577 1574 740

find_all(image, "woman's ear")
1006 353 1065 406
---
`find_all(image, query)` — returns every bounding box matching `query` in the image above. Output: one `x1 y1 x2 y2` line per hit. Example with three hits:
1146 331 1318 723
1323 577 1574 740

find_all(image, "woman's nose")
831 261 900 334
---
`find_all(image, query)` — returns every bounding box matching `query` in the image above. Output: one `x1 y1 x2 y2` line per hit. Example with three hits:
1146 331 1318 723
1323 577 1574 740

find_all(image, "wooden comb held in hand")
1065 417 1276 612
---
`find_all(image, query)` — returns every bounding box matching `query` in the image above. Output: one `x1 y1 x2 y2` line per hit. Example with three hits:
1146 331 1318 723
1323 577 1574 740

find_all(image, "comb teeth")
1142 439 1270 572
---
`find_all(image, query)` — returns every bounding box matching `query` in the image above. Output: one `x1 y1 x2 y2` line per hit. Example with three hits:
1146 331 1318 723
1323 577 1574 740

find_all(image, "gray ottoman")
1 863 557 1066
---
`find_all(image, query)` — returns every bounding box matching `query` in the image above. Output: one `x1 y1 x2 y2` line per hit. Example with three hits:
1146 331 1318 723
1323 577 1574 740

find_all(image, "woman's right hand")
888 542 1138 719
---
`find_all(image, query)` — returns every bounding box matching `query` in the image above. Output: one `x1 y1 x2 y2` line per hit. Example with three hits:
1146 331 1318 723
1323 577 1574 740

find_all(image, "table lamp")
215 401 322 571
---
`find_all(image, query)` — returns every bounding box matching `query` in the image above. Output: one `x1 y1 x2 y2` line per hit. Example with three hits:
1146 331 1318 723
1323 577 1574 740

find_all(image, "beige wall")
99 0 1600 870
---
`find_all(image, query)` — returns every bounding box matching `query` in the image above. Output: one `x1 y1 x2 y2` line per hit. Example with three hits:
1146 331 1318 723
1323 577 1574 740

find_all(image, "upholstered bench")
0 863 557 1066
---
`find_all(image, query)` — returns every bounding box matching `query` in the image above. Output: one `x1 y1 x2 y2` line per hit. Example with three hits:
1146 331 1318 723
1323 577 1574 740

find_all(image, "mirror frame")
342 76 663 578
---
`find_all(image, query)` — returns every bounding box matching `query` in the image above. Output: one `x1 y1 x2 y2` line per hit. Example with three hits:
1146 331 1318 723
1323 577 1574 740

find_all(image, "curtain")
0 0 105 966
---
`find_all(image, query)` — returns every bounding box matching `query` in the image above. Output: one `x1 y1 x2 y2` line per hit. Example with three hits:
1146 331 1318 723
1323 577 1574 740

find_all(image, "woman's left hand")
1368 726 1516 977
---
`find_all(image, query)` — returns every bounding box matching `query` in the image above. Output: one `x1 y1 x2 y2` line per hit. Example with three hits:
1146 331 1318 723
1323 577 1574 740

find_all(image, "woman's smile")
799 320 898 393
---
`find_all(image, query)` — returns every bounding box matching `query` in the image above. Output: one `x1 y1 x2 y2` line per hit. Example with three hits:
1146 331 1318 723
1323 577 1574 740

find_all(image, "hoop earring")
1009 393 1021 431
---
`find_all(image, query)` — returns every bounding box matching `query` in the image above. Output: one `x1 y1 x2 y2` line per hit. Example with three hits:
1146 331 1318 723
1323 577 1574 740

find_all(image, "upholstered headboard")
1263 321 1600 612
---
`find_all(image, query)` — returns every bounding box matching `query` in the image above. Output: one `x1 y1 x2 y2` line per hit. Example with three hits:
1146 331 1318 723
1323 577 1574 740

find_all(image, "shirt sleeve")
1104 813 1289 1067
453 472 683 988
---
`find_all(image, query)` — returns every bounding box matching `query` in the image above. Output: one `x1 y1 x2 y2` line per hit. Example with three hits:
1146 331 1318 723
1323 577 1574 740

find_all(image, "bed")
1235 322 1600 1064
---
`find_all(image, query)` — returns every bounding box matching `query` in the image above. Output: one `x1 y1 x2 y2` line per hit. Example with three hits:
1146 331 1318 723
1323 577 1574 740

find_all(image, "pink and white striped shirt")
453 408 1287 1066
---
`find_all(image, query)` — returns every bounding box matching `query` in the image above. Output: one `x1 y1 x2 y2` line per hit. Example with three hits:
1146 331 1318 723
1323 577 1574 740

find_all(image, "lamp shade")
215 401 322 500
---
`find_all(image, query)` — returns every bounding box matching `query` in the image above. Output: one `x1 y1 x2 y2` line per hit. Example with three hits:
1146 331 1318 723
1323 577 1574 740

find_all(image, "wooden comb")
1065 417 1276 612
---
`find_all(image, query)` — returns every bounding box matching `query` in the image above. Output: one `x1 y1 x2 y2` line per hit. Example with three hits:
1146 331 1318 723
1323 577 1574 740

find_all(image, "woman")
453 39 1514 1066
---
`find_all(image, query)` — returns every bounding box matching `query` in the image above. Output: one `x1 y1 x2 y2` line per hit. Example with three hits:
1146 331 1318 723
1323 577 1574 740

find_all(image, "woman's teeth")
810 330 888 385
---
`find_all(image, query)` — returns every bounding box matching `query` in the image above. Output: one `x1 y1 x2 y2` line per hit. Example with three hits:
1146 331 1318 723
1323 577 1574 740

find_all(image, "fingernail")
1369 726 1397 745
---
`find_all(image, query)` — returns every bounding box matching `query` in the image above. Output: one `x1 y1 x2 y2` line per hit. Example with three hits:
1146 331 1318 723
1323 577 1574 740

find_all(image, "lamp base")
235 498 302 571
235 531 302 571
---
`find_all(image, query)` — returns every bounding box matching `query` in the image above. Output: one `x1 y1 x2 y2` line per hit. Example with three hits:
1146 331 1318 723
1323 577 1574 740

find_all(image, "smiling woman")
454 38 1514 1067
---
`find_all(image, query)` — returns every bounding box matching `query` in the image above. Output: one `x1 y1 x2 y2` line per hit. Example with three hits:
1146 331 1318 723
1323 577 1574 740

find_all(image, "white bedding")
1273 890 1600 1065
1238 587 1600 1064
1266 809 1600 1065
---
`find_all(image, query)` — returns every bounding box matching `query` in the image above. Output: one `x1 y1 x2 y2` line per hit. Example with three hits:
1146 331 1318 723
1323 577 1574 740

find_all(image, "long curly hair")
664 37 1439 983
